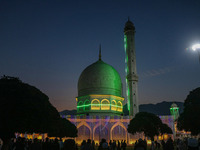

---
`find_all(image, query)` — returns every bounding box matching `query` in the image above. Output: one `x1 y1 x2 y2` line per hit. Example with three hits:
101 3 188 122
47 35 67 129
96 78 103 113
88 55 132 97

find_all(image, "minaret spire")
99 44 101 61
124 19 139 117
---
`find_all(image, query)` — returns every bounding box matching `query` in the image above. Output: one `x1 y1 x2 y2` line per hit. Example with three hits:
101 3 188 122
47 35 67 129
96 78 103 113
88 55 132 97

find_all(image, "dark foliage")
160 123 173 135
127 112 172 140
0 76 77 141
49 118 77 138
177 87 200 135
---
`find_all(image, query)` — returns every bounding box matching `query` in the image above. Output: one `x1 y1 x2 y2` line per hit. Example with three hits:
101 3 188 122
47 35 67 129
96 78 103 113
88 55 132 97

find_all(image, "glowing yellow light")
129 140 136 144
77 104 123 108
91 107 100 110
95 141 99 145
27 135 33 139
147 140 152 145
101 99 110 110
117 101 122 112
164 134 168 140
111 100 117 111
77 97 123 112
91 99 100 110
158 135 162 140
38 135 42 140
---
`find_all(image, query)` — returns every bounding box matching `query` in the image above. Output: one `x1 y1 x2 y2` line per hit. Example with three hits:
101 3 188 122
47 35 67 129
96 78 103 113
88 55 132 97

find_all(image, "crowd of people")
80 139 127 150
0 137 78 150
176 138 199 150
0 138 126 150
0 137 200 150
133 137 200 150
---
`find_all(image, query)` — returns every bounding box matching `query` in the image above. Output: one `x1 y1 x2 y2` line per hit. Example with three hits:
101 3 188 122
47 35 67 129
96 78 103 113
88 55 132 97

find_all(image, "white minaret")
124 19 139 117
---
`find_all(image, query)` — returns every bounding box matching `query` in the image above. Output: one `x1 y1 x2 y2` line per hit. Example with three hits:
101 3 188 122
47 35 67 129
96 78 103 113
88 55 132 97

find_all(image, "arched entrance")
76 122 91 144
93 124 109 143
111 122 127 142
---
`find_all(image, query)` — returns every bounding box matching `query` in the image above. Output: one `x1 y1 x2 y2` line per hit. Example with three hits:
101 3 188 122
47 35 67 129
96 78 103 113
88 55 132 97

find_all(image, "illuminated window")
77 101 83 111
117 101 122 112
84 100 90 111
111 100 117 111
91 99 100 110
101 99 110 110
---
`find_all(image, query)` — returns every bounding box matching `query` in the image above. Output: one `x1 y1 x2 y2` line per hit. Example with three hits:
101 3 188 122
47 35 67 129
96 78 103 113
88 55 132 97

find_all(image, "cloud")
140 67 171 78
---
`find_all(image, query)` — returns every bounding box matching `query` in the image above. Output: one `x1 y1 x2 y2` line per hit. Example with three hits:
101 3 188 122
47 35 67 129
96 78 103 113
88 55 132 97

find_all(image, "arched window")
91 99 100 110
111 100 117 111
101 99 110 110
77 101 84 112
84 100 90 111
117 101 122 112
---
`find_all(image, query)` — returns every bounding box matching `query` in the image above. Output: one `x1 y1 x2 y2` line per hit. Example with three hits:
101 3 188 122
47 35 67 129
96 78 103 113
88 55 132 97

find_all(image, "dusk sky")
1 0 200 111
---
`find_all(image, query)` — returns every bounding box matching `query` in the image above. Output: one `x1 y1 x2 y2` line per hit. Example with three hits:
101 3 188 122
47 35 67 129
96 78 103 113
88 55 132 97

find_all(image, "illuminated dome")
78 60 122 97
76 58 124 116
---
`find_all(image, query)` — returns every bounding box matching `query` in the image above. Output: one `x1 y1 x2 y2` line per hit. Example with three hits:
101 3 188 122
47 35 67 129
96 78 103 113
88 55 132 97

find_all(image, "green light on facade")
127 87 130 111
170 107 179 120
77 104 122 108
124 35 127 53
77 103 123 112
170 107 179 112
124 35 130 111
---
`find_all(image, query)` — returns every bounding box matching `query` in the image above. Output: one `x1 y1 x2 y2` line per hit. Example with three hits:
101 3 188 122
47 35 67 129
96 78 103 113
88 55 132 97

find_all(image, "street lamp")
191 43 200 63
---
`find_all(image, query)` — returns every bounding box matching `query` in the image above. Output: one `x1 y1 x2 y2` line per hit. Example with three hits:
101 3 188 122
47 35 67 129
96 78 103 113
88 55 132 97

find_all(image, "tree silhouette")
0 76 77 150
160 123 173 135
128 112 172 140
177 87 200 135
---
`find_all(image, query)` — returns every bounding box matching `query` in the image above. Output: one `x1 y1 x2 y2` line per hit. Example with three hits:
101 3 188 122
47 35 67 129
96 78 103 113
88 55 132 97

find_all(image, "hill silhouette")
60 109 77 116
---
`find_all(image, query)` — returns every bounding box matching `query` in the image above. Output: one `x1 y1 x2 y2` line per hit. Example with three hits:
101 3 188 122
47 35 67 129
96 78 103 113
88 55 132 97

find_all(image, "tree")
127 112 172 140
160 123 173 135
0 76 77 150
177 87 200 135
49 118 78 138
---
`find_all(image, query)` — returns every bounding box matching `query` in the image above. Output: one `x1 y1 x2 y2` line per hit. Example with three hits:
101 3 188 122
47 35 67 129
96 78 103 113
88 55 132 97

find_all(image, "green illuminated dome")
78 60 122 97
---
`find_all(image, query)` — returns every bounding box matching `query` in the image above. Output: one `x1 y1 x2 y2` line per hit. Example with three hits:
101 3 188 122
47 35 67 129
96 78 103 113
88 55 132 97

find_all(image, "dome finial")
128 16 130 21
99 44 101 61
